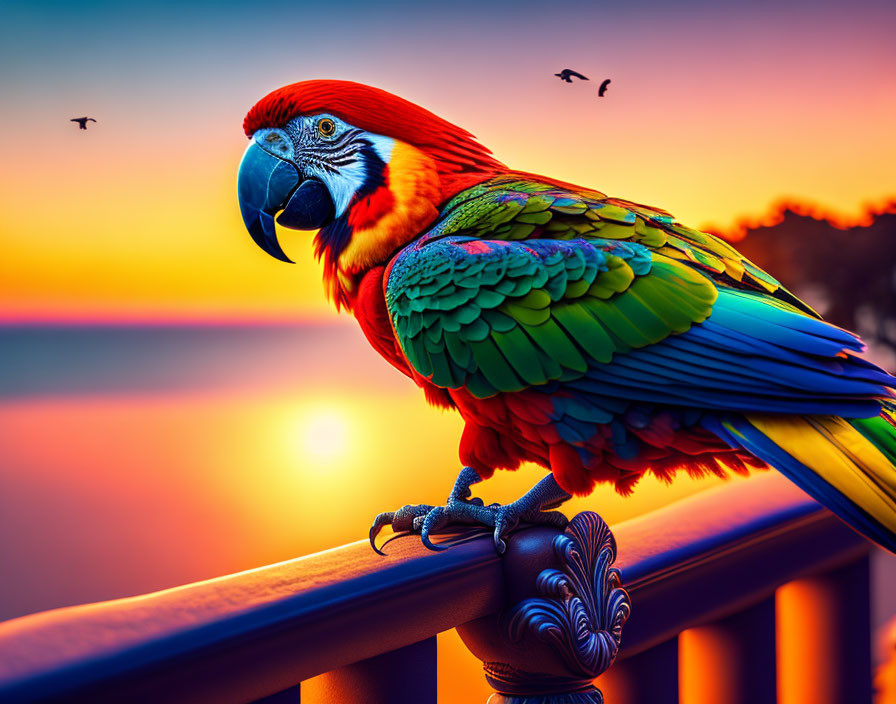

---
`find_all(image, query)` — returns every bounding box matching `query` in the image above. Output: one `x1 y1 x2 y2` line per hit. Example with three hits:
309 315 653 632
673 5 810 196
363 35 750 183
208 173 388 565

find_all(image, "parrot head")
238 80 505 309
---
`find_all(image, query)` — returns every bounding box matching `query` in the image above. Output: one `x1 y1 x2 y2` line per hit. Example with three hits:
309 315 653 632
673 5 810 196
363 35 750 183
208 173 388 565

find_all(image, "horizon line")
0 314 351 328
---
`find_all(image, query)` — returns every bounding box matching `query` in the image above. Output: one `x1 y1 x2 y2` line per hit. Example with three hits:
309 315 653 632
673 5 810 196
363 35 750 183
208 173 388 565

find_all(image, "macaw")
237 80 896 554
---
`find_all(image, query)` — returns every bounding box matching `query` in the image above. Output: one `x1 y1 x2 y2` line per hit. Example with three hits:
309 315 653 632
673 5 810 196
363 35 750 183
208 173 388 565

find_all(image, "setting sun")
296 406 354 463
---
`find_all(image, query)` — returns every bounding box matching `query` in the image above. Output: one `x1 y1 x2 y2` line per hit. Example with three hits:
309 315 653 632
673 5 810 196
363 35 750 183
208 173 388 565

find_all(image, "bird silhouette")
555 69 589 83
71 117 96 130
598 79 611 97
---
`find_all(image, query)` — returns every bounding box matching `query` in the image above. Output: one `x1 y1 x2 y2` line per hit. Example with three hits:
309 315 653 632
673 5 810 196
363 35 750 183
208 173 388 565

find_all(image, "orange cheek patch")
337 142 441 277
329 141 442 313
347 181 396 231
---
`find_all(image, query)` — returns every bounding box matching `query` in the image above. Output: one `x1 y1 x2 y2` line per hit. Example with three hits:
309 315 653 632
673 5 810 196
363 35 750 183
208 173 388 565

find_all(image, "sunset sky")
1 0 895 322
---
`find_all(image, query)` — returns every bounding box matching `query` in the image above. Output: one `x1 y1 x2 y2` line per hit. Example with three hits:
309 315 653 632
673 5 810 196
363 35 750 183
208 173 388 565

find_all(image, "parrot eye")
317 118 337 138
264 133 282 143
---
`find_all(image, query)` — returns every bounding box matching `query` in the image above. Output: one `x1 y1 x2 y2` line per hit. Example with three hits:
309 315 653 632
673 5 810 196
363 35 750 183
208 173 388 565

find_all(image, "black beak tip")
253 234 295 264
245 210 295 264
267 246 295 265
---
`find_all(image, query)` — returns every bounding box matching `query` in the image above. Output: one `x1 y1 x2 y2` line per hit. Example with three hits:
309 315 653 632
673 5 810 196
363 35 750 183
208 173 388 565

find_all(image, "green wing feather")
387 233 716 398
420 175 814 316
387 174 830 397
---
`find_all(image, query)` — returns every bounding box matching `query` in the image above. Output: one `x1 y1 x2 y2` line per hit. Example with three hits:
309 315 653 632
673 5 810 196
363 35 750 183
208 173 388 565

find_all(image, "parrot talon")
369 512 395 555
370 470 573 555
418 506 451 551
492 505 522 554
369 504 434 554
420 532 448 552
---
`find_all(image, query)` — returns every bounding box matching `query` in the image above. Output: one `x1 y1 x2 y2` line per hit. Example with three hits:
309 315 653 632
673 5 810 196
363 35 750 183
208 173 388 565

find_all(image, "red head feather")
243 80 506 201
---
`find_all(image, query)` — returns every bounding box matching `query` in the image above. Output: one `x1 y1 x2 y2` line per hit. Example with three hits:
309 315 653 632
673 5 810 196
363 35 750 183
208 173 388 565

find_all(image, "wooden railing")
0 473 871 703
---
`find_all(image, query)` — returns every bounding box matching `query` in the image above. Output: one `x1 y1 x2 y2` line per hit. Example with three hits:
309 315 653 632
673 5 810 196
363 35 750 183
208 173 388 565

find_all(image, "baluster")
678 597 776 704
776 555 872 704
596 638 679 704
300 637 436 704
457 512 631 703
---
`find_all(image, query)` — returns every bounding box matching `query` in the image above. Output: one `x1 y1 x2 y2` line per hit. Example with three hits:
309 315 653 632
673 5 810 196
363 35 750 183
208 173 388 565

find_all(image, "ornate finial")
458 512 631 704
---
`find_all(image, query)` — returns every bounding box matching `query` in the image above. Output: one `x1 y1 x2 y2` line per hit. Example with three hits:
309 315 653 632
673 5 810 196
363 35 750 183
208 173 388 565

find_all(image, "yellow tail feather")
747 414 896 538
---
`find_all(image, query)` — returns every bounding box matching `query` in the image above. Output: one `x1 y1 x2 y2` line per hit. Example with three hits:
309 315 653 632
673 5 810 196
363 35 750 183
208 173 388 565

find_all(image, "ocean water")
0 323 453 618
0 323 399 398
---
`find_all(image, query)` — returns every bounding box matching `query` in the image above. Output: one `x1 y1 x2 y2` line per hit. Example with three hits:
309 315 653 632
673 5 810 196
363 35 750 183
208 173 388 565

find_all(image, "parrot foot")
369 469 572 555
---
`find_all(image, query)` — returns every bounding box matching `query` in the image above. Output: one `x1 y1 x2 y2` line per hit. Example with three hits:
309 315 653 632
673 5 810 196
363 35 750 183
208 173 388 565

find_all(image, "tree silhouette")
715 204 896 366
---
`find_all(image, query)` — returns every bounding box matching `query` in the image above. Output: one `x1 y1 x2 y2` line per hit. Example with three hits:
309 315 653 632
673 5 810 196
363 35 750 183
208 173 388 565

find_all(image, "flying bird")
238 80 896 555
555 69 589 83
71 117 96 130
598 79 611 97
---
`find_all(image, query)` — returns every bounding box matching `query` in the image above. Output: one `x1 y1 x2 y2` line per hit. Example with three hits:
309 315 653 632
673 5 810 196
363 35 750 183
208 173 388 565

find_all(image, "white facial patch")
367 134 394 163
315 160 367 219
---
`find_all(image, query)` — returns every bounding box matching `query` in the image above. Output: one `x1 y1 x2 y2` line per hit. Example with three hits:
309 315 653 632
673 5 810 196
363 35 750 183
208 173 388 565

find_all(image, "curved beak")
237 142 336 264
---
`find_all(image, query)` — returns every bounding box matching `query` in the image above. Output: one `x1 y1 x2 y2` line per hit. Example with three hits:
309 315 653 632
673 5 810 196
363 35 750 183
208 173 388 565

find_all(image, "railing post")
300 637 436 704
457 512 631 703
678 597 776 704
776 555 872 704
596 638 679 704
